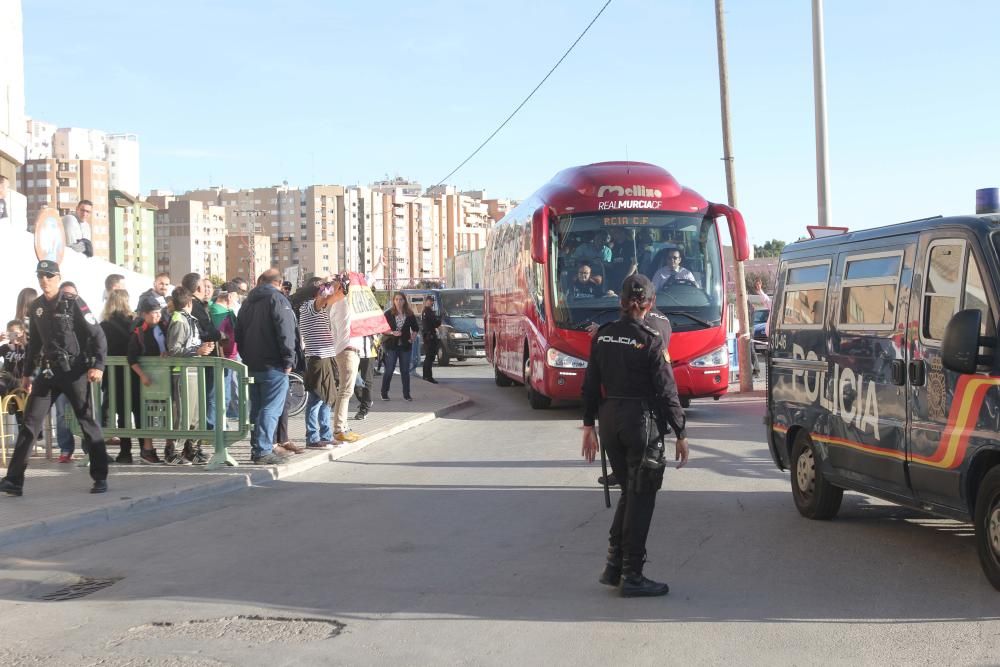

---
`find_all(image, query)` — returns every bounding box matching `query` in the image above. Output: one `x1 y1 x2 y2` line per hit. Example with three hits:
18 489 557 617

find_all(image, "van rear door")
907 233 998 511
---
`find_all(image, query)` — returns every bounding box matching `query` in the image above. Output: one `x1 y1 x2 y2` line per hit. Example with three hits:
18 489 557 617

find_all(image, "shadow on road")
3 478 995 625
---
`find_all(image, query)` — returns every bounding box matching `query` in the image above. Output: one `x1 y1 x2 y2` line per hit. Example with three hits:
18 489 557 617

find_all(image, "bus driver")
651 249 699 290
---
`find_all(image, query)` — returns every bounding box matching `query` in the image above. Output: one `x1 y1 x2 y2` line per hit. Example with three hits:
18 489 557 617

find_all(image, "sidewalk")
0 378 470 547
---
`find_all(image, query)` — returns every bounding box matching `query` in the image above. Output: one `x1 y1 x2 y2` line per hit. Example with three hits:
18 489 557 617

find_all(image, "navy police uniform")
1 261 109 495
582 274 686 596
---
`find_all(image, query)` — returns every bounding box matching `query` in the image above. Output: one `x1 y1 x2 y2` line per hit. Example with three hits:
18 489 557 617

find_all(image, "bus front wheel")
523 355 551 410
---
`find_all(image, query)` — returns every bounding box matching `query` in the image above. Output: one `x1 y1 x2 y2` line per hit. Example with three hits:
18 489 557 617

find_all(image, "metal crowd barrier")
67 356 253 471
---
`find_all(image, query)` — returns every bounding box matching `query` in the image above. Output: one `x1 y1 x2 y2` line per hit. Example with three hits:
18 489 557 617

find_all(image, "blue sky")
21 0 1000 245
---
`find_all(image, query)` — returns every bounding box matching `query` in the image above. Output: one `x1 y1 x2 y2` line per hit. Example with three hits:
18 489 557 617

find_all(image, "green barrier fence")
69 356 253 471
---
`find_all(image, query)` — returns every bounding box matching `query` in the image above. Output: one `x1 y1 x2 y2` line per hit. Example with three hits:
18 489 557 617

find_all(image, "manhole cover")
127 616 345 645
40 576 122 601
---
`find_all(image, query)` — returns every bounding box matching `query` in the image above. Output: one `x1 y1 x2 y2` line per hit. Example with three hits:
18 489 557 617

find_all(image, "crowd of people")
0 248 447 489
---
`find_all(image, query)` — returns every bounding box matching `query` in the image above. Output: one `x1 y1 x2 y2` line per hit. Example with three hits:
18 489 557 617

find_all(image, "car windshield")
550 212 723 332
440 291 484 318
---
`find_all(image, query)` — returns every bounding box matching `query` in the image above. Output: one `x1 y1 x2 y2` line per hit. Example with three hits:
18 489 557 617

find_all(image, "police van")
765 214 1000 589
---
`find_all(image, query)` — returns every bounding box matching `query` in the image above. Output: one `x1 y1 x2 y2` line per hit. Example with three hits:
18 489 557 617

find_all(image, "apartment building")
225 232 271 283
20 158 111 259
26 121 141 196
152 179 502 287
25 118 56 161
154 199 226 284
109 190 156 276
106 134 140 197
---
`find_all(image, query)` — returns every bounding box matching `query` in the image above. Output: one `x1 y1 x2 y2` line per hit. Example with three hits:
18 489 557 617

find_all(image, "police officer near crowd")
0 260 110 496
581 273 689 597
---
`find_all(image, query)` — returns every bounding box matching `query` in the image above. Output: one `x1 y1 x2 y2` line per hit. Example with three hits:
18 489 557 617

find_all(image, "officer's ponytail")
619 274 655 319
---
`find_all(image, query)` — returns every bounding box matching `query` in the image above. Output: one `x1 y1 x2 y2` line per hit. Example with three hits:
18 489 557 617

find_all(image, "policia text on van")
765 213 1000 590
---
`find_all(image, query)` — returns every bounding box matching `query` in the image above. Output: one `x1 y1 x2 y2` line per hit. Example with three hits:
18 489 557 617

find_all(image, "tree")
753 239 786 258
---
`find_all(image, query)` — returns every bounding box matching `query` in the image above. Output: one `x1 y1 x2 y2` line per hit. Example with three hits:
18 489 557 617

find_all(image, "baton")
599 432 611 508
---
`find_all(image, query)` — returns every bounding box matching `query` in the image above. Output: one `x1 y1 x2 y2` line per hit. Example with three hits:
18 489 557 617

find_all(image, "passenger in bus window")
573 231 613 264
569 263 615 300
636 229 658 275
651 249 700 291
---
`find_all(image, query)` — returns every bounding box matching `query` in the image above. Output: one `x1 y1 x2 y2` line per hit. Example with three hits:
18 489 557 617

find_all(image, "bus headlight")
690 345 728 368
546 348 587 369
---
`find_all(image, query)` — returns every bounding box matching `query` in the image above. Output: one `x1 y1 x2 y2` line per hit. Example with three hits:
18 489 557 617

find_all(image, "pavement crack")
736 497 745 511
573 509 604 530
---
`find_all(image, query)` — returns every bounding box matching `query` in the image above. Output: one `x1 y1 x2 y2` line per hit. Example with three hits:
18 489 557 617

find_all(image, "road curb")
0 389 473 548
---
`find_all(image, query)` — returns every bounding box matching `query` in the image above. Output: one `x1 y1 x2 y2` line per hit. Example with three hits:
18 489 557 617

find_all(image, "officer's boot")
620 555 669 598
598 546 622 586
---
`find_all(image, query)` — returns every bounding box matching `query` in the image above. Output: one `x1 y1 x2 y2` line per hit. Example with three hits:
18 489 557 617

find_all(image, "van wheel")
790 431 843 520
523 355 551 410
974 467 1000 591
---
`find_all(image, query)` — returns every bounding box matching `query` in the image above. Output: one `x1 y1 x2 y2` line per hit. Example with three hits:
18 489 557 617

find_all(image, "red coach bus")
484 161 749 409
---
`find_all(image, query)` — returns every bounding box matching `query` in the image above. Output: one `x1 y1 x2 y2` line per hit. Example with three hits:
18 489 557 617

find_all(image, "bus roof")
497 161 712 225
781 214 1000 259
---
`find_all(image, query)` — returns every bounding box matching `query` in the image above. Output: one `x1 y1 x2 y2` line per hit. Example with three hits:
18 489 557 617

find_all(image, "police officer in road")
0 260 110 496
582 273 689 597
595 307 677 489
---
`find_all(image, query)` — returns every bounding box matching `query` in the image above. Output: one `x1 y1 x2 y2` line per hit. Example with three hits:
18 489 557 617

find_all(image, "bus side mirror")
942 309 994 373
531 206 550 264
709 203 749 262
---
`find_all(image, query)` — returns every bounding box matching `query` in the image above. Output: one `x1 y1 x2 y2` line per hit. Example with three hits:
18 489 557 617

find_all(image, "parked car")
752 307 770 352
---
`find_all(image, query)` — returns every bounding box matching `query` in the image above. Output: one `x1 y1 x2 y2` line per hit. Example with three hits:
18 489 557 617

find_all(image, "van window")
964 253 995 336
839 252 902 329
923 242 964 341
779 260 829 328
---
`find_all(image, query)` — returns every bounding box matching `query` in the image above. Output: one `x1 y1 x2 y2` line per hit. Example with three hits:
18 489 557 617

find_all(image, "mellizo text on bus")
484 161 749 409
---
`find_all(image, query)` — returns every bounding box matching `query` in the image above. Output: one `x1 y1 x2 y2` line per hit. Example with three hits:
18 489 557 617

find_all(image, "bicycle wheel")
287 372 308 417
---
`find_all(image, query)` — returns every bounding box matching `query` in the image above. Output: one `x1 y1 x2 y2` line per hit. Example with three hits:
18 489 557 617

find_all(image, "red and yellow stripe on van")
772 375 1000 470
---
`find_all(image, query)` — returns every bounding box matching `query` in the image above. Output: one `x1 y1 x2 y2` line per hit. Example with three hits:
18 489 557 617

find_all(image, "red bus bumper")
539 366 586 401
672 361 728 399
534 361 728 403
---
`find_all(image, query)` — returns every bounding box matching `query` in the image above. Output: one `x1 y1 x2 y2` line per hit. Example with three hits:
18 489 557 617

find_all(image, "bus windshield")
551 212 723 332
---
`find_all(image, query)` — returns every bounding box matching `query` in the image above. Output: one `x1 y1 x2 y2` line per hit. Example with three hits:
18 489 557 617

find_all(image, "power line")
433 0 614 188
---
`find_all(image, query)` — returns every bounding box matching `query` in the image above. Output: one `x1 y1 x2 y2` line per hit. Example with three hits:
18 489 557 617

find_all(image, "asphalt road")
1 360 999 666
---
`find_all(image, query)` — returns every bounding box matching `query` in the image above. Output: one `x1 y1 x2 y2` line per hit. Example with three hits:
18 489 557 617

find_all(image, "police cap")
36 260 60 276
621 273 655 304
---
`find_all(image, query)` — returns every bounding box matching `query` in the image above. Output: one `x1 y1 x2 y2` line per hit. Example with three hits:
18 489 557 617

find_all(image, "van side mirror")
942 309 994 373
531 206 550 264
708 203 749 261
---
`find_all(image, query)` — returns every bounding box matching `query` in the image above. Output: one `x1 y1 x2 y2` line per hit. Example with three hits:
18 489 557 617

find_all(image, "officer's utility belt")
41 350 80 377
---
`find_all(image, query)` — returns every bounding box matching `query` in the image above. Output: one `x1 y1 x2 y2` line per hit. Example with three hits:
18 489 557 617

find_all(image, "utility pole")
812 0 832 226
714 0 754 393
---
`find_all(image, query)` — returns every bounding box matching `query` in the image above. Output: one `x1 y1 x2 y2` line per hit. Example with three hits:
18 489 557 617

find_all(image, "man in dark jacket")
234 269 296 465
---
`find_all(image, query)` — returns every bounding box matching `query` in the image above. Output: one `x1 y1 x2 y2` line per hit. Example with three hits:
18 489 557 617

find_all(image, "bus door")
907 233 997 511
821 244 914 497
